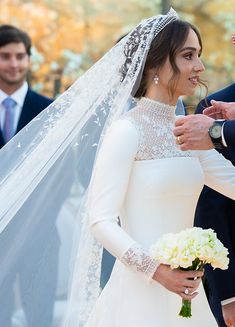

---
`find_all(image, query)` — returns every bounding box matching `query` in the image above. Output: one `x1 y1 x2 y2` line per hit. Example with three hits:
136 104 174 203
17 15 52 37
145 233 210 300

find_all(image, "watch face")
210 124 222 139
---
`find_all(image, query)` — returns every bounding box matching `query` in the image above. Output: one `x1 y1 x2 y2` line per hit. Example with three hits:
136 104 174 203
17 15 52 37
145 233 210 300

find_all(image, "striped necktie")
2 97 17 142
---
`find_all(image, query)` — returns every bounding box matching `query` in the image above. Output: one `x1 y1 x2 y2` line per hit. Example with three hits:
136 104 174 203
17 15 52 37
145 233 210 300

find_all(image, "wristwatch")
208 120 225 149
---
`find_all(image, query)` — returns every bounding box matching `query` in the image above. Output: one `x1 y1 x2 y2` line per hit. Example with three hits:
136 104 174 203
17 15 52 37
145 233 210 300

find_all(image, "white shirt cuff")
221 123 227 147
221 297 235 306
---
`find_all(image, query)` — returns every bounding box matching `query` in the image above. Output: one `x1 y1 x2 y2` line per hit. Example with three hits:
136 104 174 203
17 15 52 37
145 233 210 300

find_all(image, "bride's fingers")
181 270 203 279
189 278 201 289
175 279 201 296
179 277 201 290
183 285 200 294
184 278 201 286
179 291 198 300
179 281 200 291
154 265 202 297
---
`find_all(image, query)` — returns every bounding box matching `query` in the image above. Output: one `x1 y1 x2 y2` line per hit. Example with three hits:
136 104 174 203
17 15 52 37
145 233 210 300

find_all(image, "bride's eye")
183 52 193 60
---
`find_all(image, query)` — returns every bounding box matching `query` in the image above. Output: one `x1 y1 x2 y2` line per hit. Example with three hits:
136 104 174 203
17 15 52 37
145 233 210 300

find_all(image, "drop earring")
153 75 159 84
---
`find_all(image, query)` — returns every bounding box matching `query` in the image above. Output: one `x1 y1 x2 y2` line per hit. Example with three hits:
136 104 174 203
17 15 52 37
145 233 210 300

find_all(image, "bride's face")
156 28 205 102
175 29 205 96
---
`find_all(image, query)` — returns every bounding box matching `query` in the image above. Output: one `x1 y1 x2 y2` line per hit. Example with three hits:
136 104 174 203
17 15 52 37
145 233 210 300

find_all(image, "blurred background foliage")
0 0 234 106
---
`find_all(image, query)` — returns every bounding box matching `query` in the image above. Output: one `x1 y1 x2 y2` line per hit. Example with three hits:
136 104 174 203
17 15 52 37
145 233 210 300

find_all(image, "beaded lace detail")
121 97 191 280
121 244 159 280
123 97 191 161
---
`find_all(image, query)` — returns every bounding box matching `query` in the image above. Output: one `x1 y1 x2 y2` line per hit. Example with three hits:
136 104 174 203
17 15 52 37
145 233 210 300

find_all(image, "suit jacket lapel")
16 89 37 133
0 90 32 148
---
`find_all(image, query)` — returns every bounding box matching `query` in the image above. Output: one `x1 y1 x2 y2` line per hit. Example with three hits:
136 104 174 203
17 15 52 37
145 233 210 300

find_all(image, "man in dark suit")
0 24 58 327
0 24 52 145
194 83 235 327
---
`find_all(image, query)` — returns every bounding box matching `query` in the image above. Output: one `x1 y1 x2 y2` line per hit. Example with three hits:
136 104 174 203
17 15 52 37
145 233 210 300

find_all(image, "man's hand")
173 114 214 150
203 100 235 120
222 301 235 327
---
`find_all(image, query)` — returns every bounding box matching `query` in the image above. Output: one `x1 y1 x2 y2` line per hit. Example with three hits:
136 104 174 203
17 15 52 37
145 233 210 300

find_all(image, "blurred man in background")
0 24 58 327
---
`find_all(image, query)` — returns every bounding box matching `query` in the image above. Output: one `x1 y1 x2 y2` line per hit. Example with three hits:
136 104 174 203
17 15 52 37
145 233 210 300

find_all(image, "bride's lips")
188 76 199 86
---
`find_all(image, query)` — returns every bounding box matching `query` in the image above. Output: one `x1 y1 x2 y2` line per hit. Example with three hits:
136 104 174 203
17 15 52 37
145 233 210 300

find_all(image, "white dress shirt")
0 81 28 136
221 123 228 147
221 297 235 306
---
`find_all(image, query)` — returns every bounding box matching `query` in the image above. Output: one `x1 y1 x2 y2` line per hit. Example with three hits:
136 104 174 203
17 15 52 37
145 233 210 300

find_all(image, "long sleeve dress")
86 97 235 326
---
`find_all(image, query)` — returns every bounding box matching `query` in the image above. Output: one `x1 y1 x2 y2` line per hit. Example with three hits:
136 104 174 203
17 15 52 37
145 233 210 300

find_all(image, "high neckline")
138 97 176 111
137 97 176 119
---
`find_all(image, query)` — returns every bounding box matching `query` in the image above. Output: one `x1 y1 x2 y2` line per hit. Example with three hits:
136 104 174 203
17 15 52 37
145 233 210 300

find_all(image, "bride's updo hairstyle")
121 20 204 99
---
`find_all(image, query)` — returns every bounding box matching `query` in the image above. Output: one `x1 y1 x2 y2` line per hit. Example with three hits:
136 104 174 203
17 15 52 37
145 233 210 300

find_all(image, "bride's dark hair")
122 20 206 99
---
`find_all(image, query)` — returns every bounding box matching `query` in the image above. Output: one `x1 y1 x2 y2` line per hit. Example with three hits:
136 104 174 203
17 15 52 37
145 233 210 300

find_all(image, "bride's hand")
152 264 203 300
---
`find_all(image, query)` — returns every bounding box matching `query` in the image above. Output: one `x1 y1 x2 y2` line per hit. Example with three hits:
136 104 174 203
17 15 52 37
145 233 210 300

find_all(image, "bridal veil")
0 9 179 326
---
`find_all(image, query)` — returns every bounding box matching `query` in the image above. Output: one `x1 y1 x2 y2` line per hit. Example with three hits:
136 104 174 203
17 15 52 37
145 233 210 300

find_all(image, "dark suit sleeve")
223 121 235 146
195 98 207 114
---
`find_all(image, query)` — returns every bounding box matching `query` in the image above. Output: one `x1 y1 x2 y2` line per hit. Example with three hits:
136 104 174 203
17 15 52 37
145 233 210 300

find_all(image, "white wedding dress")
86 97 235 326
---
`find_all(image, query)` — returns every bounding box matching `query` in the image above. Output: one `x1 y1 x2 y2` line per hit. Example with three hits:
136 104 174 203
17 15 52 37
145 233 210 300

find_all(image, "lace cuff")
121 243 159 281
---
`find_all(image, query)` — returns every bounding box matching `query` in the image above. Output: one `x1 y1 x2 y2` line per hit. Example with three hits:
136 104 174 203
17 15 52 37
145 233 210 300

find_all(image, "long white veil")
0 9 178 327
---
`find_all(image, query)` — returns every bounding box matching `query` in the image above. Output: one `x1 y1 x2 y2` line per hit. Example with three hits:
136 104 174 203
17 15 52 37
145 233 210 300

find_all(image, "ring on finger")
176 136 183 145
184 288 189 295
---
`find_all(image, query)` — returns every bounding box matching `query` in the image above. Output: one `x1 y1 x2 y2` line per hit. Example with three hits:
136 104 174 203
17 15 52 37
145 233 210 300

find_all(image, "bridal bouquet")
149 227 229 318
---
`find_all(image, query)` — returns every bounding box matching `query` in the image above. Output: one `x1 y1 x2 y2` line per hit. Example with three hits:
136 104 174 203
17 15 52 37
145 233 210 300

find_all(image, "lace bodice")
91 98 192 282
120 97 191 278
123 97 191 160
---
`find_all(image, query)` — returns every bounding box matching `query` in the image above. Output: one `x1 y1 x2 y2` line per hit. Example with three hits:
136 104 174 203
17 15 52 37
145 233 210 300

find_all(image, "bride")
0 8 235 327
83 9 235 327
